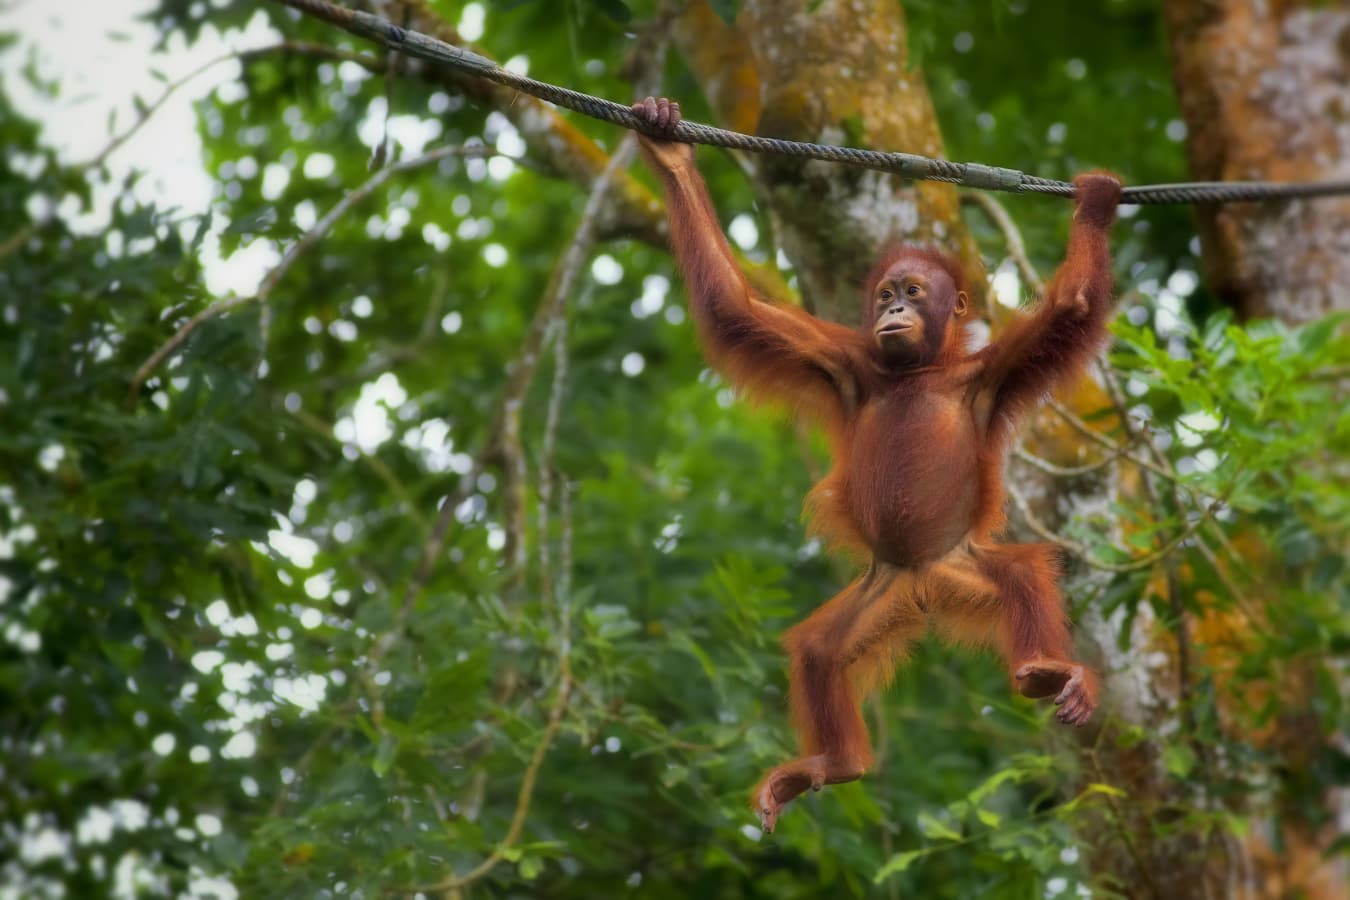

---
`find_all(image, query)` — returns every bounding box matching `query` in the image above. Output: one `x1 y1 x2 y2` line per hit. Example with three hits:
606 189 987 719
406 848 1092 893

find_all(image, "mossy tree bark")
1164 0 1350 323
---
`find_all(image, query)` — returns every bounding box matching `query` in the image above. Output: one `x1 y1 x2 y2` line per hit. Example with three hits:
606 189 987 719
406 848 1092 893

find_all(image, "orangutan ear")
954 291 970 318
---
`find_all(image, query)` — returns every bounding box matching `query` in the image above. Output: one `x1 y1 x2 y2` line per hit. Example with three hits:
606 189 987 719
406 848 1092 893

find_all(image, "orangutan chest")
845 389 979 556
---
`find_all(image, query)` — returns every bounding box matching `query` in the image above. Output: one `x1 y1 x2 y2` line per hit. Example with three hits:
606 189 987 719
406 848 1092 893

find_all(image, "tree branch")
1013 444 1127 478
387 134 639 649
535 276 572 609
960 191 1046 296
125 143 500 406
402 656 572 895
1007 479 1230 574
82 49 250 171
0 44 303 264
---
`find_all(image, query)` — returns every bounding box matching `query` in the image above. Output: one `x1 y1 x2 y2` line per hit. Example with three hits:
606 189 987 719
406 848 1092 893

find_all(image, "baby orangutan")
633 96 1122 832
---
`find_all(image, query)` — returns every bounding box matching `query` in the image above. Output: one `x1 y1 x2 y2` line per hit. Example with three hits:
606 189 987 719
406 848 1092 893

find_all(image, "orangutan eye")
907 284 921 296
880 289 893 301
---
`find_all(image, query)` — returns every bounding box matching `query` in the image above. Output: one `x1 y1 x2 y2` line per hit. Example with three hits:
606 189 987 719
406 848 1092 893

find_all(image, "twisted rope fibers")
274 0 1350 206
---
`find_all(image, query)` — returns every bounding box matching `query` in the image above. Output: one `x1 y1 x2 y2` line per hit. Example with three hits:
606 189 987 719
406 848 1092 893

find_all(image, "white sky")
1 0 279 207
1 0 283 296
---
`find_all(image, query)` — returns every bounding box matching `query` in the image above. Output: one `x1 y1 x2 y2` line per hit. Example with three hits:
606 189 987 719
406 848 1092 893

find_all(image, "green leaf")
875 850 928 881
518 855 543 880
1224 813 1250 838
1163 743 1197 778
671 632 718 683
372 735 398 777
660 765 690 788
965 766 1022 806
224 205 278 236
916 812 962 842
1295 314 1341 355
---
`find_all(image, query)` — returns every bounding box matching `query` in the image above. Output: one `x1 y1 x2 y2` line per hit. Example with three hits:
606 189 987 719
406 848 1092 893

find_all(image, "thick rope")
272 0 1350 206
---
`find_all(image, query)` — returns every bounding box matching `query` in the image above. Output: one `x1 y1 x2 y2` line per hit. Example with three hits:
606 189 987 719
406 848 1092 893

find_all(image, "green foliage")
1 2 1346 898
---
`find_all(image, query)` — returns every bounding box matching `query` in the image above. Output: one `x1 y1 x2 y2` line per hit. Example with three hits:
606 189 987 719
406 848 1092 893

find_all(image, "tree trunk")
1163 2 1350 896
672 0 982 323
1164 0 1350 323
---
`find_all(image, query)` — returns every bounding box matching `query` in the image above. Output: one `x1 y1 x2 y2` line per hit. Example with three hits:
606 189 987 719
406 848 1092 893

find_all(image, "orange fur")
652 156 1122 829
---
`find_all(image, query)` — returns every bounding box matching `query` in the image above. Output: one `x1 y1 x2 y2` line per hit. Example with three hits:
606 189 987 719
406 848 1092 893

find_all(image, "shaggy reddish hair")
860 245 968 322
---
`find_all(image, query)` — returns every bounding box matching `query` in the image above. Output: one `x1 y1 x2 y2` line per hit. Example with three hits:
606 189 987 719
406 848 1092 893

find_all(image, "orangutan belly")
844 388 980 566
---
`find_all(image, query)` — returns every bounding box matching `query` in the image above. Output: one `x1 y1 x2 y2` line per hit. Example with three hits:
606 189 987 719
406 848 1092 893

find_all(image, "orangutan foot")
751 754 865 833
1015 658 1099 727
